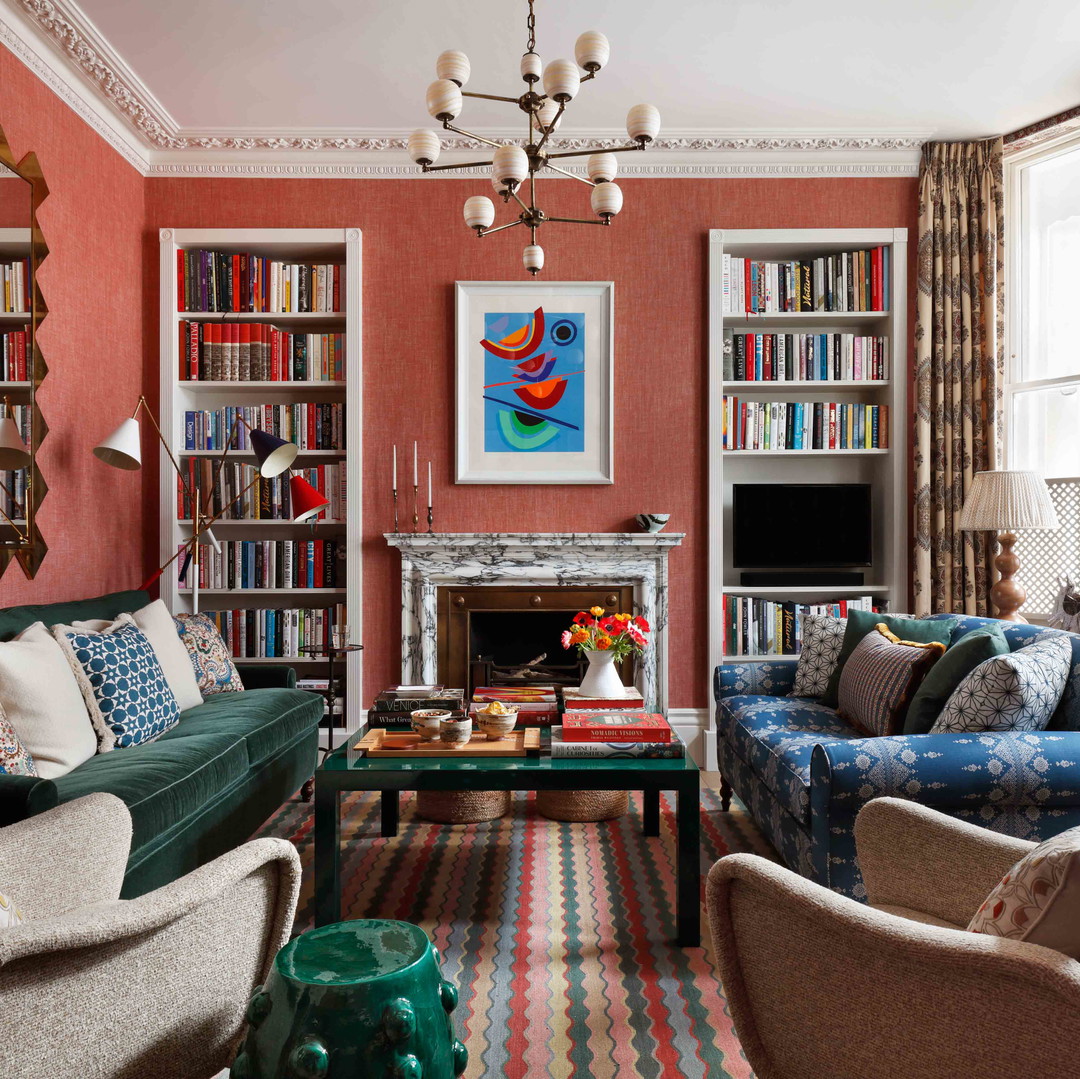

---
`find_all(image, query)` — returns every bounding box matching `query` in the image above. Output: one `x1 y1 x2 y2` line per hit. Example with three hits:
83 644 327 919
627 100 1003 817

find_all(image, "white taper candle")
428 461 432 508
413 441 418 486
392 445 397 491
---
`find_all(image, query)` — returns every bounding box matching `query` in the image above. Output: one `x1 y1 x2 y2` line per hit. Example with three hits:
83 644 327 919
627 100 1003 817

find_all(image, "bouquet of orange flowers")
561 607 650 661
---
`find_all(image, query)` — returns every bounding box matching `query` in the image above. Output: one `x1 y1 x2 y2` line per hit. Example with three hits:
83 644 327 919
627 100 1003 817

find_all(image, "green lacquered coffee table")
314 730 701 946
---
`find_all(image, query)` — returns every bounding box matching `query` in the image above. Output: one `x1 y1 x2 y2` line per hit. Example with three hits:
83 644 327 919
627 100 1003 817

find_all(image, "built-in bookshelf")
707 229 908 671
0 229 32 536
159 228 363 731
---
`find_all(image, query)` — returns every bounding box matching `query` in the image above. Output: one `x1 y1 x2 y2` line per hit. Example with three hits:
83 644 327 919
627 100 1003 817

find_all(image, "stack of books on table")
367 685 465 726
470 686 559 726
551 710 684 759
296 678 342 718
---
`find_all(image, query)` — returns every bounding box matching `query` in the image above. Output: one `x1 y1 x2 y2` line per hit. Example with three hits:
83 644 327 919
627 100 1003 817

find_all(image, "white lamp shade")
587 153 618 183
493 145 529 186
491 175 508 195
93 416 142 471
198 526 222 554
426 79 462 121
536 99 562 133
408 128 441 165
627 103 661 143
520 52 542 82
543 59 580 102
0 415 29 470
957 470 1060 531
463 195 495 230
575 31 610 71
436 49 470 86
591 181 623 217
523 244 544 274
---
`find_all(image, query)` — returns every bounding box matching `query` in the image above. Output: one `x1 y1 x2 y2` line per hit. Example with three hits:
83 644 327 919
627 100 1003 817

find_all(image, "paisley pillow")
790 616 846 698
0 890 23 928
0 703 35 777
173 613 244 696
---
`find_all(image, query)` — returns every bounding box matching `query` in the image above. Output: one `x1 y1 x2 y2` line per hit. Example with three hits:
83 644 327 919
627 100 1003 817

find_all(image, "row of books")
0 406 29 520
1 329 28 381
722 398 889 451
549 726 683 758
177 250 342 313
723 595 877 656
1 259 30 314
176 462 345 521
203 603 347 659
722 330 888 382
721 248 890 314
183 404 344 452
177 321 345 382
178 539 342 591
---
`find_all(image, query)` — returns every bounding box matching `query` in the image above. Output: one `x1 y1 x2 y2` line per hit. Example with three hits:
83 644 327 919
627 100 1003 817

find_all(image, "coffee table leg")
643 788 661 836
676 774 701 946
381 790 399 837
314 782 341 927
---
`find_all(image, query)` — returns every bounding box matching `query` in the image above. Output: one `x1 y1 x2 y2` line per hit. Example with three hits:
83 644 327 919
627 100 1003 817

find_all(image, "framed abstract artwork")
455 281 614 484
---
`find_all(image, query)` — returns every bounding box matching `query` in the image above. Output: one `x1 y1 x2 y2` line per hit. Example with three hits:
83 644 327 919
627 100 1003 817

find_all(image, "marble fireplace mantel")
385 533 685 710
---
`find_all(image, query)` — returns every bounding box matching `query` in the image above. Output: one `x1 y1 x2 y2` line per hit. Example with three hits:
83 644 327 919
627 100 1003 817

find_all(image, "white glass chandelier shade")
574 31 610 71
93 417 142 471
536 99 562 133
463 195 496 231
491 175 508 196
543 59 580 102
408 129 442 166
627 103 661 143
520 52 542 83
493 145 529 186
426 79 463 121
523 244 545 275
436 50 471 86
591 181 623 218
0 415 30 470
587 153 618 183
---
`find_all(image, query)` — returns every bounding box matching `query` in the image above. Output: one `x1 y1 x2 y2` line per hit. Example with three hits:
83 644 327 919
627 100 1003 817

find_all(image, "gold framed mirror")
0 121 48 579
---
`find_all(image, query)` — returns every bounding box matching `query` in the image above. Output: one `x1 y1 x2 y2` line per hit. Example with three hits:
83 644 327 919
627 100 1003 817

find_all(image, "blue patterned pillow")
57 621 181 750
932 636 1073 734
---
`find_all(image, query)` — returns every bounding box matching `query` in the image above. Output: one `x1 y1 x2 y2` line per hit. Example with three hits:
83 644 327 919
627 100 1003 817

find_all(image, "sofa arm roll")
0 775 57 828
713 659 797 701
237 664 297 690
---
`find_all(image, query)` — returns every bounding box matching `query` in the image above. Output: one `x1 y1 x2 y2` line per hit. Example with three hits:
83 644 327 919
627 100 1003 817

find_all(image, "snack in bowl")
476 699 519 741
439 715 473 748
411 709 449 742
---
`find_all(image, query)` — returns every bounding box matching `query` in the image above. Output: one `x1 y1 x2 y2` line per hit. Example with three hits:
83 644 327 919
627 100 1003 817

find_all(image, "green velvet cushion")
39 732 248 852
823 610 959 707
902 626 1010 735
159 688 323 767
0 590 150 642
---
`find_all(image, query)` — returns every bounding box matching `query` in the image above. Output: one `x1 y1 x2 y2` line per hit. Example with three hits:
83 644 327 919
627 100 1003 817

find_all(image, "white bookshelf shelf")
722 449 890 457
0 381 31 392
190 587 346 596
177 518 345 526
178 381 345 390
230 655 330 664
179 311 344 322
722 654 798 663
723 380 891 390
724 311 890 324
0 312 30 323
722 584 893 597
179 449 345 458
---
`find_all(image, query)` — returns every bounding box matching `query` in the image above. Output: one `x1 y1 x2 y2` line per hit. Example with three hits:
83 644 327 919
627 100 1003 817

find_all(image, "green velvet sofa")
0 589 322 898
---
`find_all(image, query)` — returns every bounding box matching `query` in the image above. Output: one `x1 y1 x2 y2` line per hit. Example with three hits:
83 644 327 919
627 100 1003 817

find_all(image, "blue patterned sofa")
714 614 1080 900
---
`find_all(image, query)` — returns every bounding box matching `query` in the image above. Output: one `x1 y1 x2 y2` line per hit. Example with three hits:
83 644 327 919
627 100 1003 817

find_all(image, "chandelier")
407 0 661 275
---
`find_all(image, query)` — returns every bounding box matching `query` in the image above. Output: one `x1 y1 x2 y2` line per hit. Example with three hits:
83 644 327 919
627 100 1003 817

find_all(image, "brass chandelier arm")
460 91 523 104
508 187 532 214
544 143 645 160
542 161 595 186
441 122 504 149
423 158 495 173
545 217 611 225
478 219 525 237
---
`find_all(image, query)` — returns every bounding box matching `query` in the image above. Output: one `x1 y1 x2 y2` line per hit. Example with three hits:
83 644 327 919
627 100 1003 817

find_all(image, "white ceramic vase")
578 649 624 698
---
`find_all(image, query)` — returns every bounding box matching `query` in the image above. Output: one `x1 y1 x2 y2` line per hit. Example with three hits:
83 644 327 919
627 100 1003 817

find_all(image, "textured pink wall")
0 47 150 605
147 176 918 707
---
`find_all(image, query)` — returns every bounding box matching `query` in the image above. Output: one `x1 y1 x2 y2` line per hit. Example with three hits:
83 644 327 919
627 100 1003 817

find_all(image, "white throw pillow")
71 601 203 712
0 623 97 779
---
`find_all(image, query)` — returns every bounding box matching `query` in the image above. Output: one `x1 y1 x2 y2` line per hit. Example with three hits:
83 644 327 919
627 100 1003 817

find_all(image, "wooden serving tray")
355 727 541 758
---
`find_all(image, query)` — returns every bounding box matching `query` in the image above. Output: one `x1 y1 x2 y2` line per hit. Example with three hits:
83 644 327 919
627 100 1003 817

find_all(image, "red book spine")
743 260 752 312
307 404 316 449
763 335 772 381
871 248 881 310
562 725 672 743
177 250 185 312
332 265 341 311
231 255 241 312
179 320 187 379
315 540 324 588
16 330 26 381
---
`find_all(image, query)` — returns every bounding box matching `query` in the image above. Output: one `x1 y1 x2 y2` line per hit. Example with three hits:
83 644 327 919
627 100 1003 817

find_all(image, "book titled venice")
560 711 672 743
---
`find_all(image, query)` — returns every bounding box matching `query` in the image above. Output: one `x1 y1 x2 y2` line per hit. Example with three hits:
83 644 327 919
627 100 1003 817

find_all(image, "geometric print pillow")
967 824 1080 959
173 613 244 696
53 620 181 751
0 704 35 776
790 616 846 699
931 635 1072 734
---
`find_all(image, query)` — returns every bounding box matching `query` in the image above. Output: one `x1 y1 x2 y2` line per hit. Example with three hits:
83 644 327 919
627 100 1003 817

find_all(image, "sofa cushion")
157 688 322 767
173 613 244 696
42 732 248 852
791 615 846 698
0 590 150 642
719 694 862 821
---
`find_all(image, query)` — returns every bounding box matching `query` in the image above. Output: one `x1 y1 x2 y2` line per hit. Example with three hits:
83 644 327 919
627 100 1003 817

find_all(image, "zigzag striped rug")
257 788 774 1079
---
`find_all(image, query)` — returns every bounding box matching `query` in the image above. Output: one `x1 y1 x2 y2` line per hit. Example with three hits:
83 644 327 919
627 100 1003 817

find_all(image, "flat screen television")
733 484 872 568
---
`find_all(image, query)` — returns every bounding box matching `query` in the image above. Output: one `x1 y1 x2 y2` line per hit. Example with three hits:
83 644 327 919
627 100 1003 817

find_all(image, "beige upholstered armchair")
0 793 300 1079
708 797 1080 1079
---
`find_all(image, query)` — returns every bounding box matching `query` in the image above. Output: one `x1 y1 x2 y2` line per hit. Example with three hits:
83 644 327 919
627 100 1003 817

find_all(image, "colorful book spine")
177 250 342 313
549 728 685 759
721 595 878 657
721 399 889 450
560 711 672 743
182 404 345 451
203 603 346 659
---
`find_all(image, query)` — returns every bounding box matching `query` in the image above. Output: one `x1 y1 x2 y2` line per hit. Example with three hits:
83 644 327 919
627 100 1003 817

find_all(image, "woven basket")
416 789 511 824
536 789 629 822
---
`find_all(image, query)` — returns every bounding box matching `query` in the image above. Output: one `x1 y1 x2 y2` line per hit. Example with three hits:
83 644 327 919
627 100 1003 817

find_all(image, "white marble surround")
385 533 684 710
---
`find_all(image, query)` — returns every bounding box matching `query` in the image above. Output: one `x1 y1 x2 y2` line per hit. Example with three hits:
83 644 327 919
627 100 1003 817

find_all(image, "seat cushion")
40 732 248 852
157 688 323 768
719 694 863 821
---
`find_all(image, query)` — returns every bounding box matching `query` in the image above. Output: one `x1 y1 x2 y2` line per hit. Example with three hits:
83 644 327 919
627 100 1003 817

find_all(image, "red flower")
598 616 618 635
628 626 646 646
633 615 651 633
573 611 595 627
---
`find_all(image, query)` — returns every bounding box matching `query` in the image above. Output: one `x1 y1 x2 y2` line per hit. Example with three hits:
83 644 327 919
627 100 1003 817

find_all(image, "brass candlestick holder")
412 483 419 533
392 488 399 533
427 505 433 534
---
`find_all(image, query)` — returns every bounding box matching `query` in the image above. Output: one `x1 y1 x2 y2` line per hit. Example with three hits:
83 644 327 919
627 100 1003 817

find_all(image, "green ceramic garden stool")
231 919 468 1079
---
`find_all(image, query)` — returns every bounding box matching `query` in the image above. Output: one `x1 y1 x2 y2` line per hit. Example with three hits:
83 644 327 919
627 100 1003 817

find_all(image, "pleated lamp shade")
290 475 330 523
249 429 298 478
958 470 1059 531
93 416 142 470
0 415 30 470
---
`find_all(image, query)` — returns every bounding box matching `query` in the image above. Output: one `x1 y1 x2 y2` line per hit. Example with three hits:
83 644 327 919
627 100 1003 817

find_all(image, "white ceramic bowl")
440 716 473 747
411 709 449 742
477 711 518 741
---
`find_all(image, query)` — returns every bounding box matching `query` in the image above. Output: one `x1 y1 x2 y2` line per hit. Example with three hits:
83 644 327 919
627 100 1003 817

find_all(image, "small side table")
299 642 363 755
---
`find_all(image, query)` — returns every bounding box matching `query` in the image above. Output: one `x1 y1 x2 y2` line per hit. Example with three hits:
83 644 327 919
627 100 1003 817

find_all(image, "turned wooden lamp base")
990 531 1028 623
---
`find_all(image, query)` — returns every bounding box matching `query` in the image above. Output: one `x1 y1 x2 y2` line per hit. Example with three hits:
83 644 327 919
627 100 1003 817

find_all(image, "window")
1006 135 1080 616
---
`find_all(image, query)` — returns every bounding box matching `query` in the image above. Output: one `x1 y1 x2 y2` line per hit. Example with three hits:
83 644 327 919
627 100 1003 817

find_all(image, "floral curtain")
913 137 1005 616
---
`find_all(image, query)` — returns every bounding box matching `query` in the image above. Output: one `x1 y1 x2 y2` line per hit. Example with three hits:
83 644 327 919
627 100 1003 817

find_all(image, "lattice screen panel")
1014 478 1080 616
